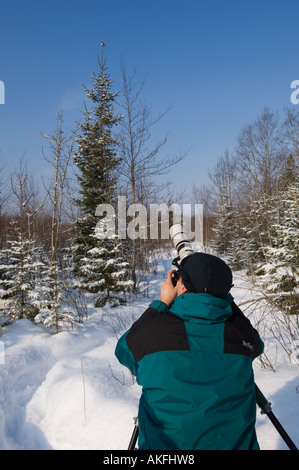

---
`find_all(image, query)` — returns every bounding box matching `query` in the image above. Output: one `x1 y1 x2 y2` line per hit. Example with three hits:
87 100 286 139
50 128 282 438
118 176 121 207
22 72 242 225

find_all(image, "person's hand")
160 270 178 307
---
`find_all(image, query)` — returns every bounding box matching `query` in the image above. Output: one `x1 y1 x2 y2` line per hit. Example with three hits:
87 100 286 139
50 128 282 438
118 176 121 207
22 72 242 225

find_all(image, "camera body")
169 224 194 286
171 269 181 286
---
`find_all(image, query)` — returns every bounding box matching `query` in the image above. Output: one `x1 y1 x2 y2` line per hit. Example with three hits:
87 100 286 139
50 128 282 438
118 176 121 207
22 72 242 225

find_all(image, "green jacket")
115 293 264 450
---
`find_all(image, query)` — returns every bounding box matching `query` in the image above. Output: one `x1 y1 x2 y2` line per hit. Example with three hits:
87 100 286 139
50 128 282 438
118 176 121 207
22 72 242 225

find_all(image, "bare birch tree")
117 62 185 289
41 111 79 332
11 158 47 241
233 107 286 202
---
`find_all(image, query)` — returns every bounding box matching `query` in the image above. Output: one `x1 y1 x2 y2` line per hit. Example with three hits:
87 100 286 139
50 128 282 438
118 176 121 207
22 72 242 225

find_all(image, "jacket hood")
170 292 233 324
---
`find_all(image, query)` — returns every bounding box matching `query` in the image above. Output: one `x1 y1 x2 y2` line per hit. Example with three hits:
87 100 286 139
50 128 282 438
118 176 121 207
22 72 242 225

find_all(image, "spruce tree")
262 181 299 299
211 203 234 255
0 223 44 324
33 256 80 332
73 53 121 248
72 45 129 306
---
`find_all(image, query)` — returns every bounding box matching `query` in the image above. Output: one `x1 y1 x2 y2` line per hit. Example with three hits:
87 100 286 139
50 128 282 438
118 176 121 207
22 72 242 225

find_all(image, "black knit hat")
180 253 233 298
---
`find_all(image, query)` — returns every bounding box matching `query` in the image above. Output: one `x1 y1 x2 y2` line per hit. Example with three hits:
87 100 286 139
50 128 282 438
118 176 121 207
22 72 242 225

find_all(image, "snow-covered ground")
0 252 298 450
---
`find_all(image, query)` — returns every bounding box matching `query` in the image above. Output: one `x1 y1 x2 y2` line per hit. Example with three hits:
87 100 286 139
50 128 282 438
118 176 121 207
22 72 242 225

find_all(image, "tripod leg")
266 410 298 451
128 417 139 450
255 384 298 450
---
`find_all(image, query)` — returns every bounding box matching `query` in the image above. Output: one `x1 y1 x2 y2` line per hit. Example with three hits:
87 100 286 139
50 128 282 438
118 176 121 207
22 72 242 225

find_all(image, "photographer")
115 252 264 450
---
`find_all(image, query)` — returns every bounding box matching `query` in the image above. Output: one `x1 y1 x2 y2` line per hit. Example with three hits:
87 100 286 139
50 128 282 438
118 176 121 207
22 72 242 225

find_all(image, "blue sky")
1 0 299 191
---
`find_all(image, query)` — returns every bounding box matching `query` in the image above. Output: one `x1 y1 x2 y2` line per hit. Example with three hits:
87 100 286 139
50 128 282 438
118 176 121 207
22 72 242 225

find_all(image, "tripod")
128 386 298 450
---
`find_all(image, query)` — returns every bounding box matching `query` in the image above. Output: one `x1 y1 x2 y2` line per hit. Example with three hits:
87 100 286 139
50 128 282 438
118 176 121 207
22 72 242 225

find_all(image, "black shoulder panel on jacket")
126 307 190 362
224 302 263 359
